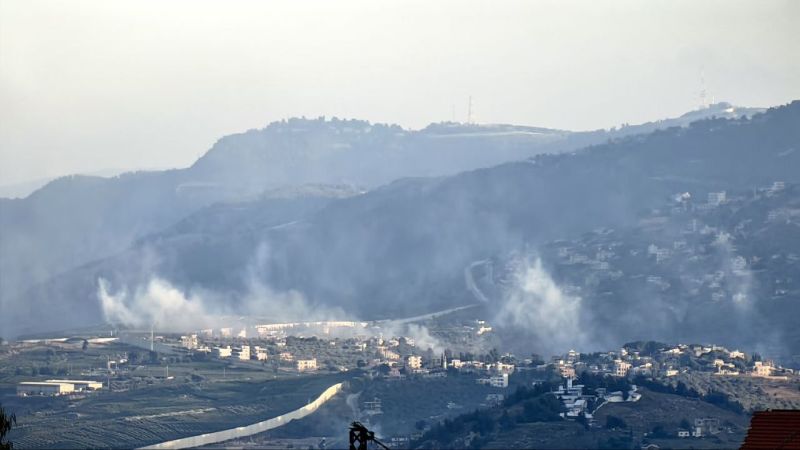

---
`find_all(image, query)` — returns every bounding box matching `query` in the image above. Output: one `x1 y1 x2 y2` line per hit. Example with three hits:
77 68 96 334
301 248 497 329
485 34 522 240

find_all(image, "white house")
213 346 232 358
296 359 318 372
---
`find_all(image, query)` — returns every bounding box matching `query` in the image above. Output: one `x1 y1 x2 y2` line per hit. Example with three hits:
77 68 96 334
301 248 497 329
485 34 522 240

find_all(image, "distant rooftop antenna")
699 69 709 109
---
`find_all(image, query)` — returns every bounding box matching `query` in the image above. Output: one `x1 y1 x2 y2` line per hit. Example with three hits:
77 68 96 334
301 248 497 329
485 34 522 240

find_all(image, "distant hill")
0 104 758 338
5 101 797 354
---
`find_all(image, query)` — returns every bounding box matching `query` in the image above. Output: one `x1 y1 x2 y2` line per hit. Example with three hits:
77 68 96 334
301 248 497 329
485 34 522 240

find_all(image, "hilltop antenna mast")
150 324 154 352
467 96 474 124
699 69 708 109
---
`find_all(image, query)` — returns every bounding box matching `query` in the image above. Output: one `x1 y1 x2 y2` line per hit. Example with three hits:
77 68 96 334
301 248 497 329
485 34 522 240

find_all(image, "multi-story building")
180 334 198 350
379 347 400 360
296 359 317 372
613 360 631 377
406 355 422 370
707 191 727 206
233 345 250 361
753 361 774 377
490 374 509 388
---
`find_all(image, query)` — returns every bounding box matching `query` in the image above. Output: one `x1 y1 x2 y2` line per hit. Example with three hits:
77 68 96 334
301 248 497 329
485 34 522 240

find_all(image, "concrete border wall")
139 382 343 449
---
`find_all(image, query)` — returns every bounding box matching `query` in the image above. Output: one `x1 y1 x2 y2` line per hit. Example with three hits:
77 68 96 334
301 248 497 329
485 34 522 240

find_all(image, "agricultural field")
0 339 352 448
267 372 506 441
674 371 800 412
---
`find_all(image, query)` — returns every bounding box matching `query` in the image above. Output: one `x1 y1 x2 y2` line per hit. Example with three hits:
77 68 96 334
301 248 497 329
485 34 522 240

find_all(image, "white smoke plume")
97 242 345 331
404 323 445 354
711 231 753 309
494 257 585 354
98 277 214 330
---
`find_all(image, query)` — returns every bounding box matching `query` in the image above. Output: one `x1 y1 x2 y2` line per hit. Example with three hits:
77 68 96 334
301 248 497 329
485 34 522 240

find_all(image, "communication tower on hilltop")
699 70 709 109
467 96 475 124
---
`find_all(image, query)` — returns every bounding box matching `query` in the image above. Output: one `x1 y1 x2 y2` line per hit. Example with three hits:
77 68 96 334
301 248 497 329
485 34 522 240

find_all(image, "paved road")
375 304 480 326
464 259 491 303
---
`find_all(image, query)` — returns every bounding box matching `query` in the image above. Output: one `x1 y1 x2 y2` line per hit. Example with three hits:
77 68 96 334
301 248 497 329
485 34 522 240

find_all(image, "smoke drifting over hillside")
97 243 346 331
495 257 585 355
711 231 753 308
98 277 211 330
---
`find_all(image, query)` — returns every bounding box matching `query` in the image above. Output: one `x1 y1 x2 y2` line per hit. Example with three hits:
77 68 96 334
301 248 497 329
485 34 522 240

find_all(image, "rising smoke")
494 257 585 355
97 242 345 331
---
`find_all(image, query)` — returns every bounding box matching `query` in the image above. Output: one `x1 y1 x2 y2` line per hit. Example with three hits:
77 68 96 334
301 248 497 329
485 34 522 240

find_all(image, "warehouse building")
17 381 75 396
46 379 103 391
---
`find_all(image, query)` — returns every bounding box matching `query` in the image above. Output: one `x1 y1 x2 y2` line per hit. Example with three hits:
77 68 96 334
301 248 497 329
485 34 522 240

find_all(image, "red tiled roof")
741 410 800 450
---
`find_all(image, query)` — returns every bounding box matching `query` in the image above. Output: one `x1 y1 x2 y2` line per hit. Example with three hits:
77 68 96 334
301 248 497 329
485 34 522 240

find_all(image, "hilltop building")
753 361 775 377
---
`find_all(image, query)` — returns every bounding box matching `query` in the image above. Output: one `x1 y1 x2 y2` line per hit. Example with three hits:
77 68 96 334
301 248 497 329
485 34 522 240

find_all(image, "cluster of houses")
188 321 370 341
370 350 517 388
548 344 791 383
552 377 641 422
179 334 321 371
542 181 797 310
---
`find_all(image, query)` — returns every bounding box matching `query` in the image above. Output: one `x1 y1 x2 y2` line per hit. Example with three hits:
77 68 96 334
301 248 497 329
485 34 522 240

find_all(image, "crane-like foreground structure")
349 422 389 450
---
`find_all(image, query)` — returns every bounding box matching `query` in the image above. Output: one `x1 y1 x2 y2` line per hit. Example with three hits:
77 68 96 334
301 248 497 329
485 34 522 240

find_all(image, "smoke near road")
97 242 345 331
494 257 585 355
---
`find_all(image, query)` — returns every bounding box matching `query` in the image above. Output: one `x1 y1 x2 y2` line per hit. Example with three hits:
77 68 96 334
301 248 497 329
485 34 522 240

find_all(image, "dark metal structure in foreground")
741 410 800 450
349 421 390 450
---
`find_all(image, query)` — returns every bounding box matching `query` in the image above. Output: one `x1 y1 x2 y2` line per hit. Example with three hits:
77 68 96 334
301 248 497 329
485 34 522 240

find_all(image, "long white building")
45 379 103 391
17 381 75 396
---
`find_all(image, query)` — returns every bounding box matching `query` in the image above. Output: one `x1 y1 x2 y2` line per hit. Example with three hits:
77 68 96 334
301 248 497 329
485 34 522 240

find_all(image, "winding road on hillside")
465 259 492 304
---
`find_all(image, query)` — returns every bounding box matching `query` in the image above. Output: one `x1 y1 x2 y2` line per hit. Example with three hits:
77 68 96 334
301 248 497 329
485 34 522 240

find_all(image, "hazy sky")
1 0 798 186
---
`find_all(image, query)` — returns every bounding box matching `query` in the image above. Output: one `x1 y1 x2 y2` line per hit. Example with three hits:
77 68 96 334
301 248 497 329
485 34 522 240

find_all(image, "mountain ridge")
4 101 796 353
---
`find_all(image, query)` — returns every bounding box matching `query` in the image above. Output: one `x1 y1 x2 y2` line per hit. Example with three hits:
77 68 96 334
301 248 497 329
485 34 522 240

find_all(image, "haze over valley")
1 2 799 449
